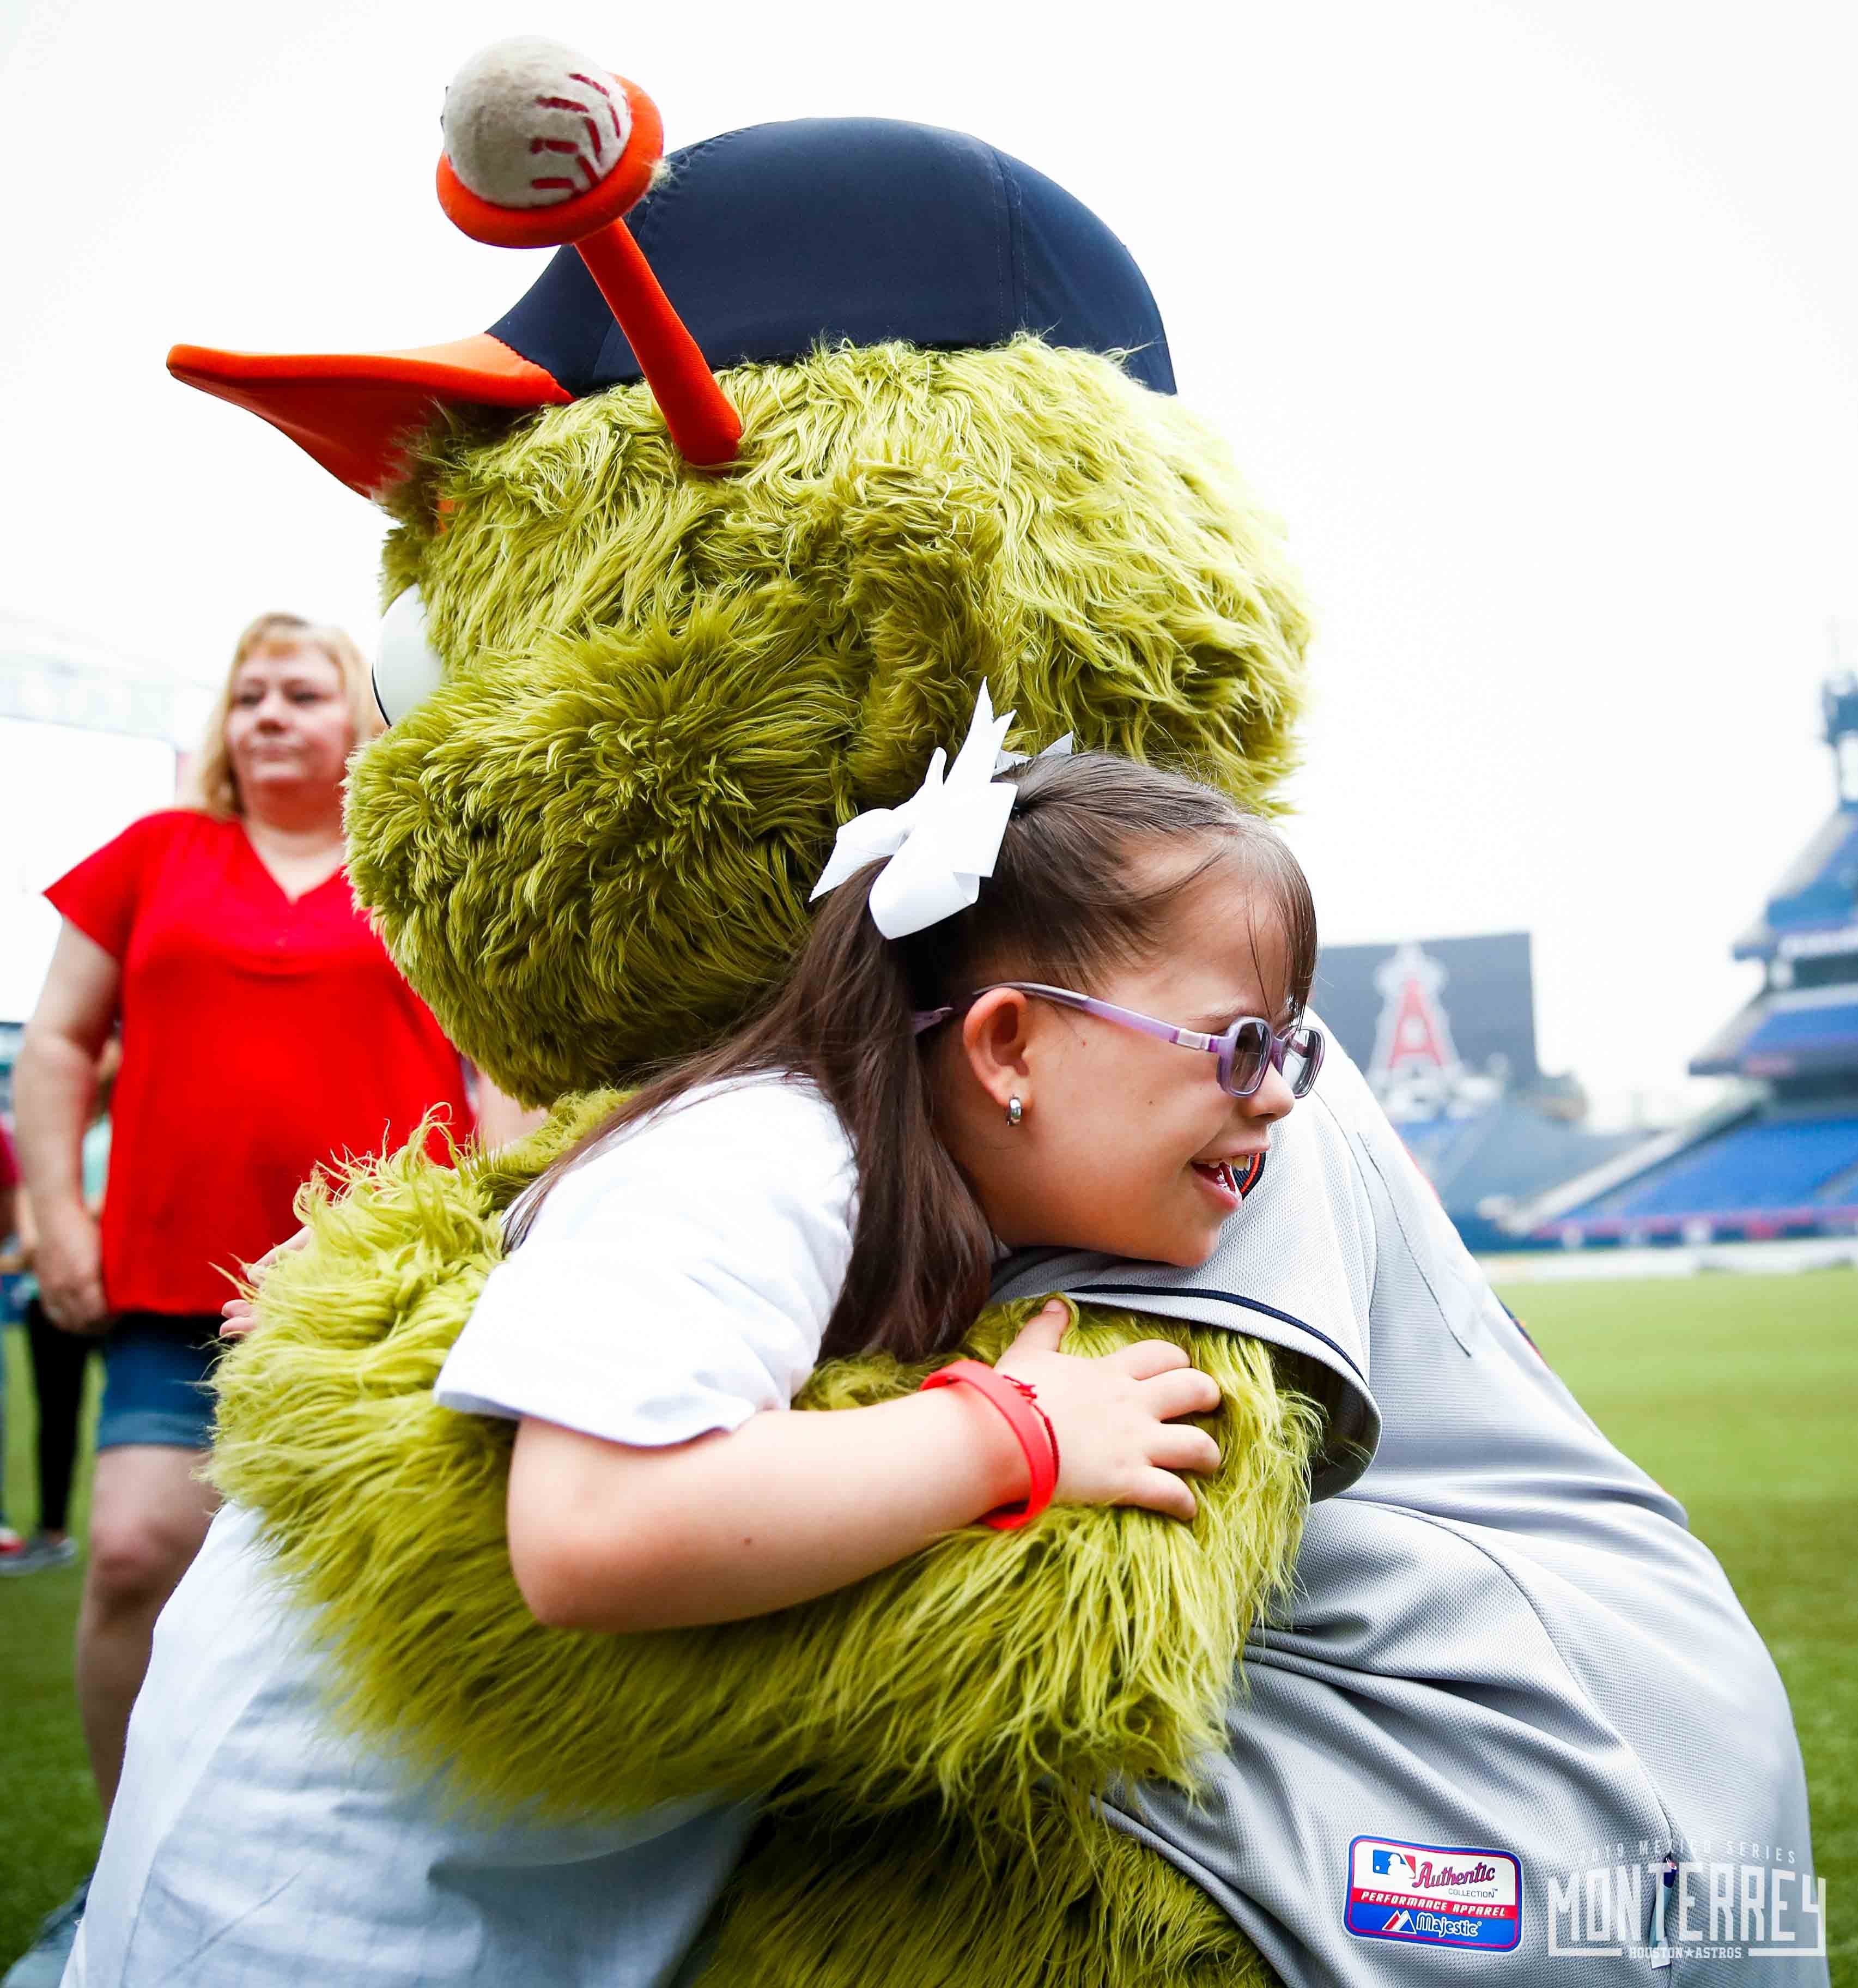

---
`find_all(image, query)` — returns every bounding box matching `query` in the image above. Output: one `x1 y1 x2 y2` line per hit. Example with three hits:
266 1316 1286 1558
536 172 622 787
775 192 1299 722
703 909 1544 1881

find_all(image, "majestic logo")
1346 1835 1521 1953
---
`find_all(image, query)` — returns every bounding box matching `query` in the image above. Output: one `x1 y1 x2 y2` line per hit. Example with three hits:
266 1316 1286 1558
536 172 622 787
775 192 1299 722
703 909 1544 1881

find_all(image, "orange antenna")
436 38 741 468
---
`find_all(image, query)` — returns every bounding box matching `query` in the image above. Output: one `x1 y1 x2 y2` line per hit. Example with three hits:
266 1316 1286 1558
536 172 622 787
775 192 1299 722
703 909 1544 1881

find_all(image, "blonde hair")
185 612 381 820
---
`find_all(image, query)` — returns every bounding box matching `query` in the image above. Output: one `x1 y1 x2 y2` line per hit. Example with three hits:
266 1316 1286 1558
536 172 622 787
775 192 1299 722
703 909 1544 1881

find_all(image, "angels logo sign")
1317 931 1537 1123
1370 942 1464 1091
1345 1834 1522 1951
1360 941 1509 1123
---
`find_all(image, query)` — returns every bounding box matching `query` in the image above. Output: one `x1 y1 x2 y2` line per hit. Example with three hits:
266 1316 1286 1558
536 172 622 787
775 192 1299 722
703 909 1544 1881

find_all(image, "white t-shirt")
70 1073 859 1988
436 1074 858 1446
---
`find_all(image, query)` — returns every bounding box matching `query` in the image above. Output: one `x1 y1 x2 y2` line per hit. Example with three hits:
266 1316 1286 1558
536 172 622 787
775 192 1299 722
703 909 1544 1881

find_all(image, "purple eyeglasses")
913 981 1324 1100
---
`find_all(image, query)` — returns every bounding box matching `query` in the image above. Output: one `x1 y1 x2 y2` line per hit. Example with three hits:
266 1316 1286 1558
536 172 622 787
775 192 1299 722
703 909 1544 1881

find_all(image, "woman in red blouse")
13 611 529 1836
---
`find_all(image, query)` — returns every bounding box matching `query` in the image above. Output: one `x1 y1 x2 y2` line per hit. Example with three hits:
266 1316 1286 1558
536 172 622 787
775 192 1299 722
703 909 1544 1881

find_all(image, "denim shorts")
96 1313 222 1452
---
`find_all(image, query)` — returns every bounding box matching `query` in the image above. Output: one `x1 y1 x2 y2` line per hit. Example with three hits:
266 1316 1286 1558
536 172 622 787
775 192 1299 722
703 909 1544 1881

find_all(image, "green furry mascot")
172 47 1332 1988
139 44 1825 1987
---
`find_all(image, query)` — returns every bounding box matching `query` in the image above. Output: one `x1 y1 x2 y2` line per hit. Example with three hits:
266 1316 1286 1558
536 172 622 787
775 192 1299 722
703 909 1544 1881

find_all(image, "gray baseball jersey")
994 1036 1825 1985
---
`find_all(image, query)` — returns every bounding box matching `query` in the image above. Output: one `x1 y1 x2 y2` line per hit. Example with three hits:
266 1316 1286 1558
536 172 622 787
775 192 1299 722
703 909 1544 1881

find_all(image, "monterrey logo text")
1346 1835 1522 1953
1547 1845 1826 1963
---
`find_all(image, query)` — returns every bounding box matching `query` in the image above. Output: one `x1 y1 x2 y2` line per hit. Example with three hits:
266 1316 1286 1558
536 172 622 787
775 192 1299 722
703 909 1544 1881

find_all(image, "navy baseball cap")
494 118 1174 399
169 114 1174 497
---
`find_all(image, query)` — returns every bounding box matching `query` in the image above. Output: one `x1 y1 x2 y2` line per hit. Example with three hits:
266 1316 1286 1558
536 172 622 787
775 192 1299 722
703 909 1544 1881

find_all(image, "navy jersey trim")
1070 1283 1369 1389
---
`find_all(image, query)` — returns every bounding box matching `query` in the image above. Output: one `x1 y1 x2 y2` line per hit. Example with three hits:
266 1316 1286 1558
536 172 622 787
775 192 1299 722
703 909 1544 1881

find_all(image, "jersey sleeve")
43 811 178 962
1182 1087 1378 1396
434 1077 858 1447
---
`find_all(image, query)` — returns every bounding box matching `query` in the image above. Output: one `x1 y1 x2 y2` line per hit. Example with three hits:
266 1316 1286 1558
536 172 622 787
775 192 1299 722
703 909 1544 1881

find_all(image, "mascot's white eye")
373 588 447 725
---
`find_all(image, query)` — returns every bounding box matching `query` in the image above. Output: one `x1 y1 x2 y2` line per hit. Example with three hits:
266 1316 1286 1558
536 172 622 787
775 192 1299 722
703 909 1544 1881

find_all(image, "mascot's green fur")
213 332 1327 1987
214 1110 1316 1988
359 340 1307 1101
215 1102 1319 1829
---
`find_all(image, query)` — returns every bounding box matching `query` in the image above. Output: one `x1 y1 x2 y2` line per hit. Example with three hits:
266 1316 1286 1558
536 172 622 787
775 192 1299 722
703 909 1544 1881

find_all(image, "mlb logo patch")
1345 1835 1522 1951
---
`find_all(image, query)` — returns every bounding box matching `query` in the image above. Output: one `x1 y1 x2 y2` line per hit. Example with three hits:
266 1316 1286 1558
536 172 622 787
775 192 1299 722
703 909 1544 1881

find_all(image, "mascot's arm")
211 1116 1321 1833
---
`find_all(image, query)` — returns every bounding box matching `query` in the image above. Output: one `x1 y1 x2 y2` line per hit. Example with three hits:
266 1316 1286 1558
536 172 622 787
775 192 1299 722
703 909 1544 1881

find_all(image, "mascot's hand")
211 1116 1321 1835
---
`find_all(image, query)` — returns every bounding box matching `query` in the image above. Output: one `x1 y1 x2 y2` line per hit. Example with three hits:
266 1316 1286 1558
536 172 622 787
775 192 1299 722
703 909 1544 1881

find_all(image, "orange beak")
165 334 572 501
168 64 739 496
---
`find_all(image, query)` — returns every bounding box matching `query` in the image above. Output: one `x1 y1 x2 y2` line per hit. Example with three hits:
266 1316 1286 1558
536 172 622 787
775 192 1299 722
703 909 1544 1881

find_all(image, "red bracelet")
920 1359 1061 1530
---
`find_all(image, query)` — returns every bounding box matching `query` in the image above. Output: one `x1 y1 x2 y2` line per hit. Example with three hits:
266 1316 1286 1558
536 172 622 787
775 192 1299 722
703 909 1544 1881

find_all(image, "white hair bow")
811 684 1066 938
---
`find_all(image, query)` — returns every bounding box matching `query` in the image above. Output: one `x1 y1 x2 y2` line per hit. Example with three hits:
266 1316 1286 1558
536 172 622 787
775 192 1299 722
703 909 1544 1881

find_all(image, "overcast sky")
3 0 1856 1118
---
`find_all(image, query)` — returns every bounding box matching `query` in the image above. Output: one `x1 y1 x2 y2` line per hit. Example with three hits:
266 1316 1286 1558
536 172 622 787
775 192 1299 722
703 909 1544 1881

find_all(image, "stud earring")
1006 1096 1024 1126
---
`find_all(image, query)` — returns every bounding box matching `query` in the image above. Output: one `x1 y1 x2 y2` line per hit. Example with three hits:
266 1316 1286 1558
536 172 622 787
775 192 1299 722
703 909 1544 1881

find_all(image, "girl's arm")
210 1127 1321 1826
508 1302 1221 1633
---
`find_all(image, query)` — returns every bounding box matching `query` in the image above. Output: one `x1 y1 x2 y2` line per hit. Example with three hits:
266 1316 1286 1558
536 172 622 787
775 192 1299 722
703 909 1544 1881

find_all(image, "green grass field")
2 1270 1853 1976
0 1336 100 1968
1505 1269 1855 1978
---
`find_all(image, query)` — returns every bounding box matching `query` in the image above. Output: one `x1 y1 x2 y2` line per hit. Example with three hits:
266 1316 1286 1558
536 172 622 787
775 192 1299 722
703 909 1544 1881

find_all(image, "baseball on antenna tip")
436 35 743 468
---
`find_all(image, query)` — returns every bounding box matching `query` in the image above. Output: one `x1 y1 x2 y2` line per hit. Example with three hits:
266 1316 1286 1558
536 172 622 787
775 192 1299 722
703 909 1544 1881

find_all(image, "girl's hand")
220 1227 311 1339
993 1300 1222 1522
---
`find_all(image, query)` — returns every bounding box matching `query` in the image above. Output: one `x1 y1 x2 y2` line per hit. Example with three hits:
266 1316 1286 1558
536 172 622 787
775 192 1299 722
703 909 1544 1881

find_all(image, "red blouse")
46 810 474 1316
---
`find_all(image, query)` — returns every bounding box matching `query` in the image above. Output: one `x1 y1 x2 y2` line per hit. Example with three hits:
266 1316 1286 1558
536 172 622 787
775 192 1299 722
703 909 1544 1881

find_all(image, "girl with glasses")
472 712 1324 1620
76 700 1328 1987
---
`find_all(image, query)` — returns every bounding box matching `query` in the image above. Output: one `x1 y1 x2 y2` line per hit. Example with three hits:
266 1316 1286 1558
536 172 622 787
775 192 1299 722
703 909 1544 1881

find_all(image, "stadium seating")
1514 690 1858 1249
1736 1003 1858 1053
1559 1113 1858 1228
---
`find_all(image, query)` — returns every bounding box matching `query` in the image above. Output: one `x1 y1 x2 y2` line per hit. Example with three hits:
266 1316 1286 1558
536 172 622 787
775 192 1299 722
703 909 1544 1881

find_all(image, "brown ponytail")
509 751 1317 1363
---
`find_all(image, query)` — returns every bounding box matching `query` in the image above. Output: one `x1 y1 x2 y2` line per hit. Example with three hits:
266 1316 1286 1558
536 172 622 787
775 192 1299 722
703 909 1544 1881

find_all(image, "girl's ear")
958 988 1034 1113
